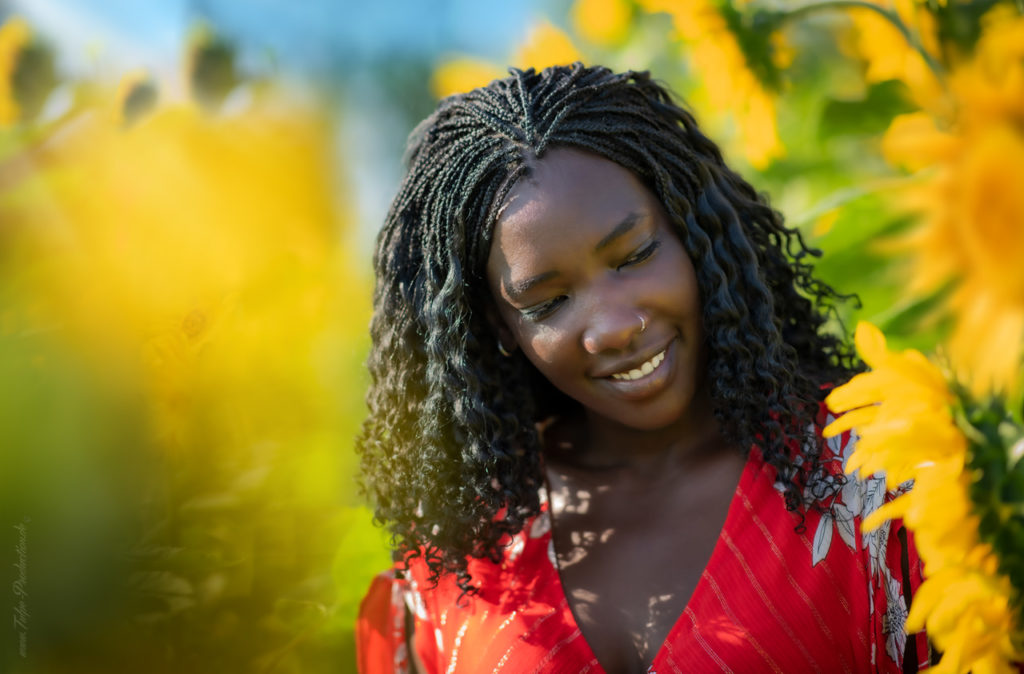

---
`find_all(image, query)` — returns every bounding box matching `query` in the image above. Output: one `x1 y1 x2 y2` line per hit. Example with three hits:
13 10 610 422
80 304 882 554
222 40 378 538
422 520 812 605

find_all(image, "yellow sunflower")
0 16 32 127
571 0 632 47
516 19 585 72
430 20 582 99
1 86 369 457
638 0 783 168
825 322 1023 674
843 0 944 111
113 69 158 127
431 57 507 99
881 8 1024 395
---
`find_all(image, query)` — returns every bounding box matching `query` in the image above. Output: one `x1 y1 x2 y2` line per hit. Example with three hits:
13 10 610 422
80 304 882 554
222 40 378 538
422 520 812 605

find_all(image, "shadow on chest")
546 452 745 672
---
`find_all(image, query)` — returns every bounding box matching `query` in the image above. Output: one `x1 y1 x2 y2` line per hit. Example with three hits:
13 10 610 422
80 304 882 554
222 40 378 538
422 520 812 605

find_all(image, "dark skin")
486 149 747 673
542 406 744 673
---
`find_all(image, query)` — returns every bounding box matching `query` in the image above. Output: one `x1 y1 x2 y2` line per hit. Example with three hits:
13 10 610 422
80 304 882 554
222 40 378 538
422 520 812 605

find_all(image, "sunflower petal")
823 405 877 437
854 321 889 369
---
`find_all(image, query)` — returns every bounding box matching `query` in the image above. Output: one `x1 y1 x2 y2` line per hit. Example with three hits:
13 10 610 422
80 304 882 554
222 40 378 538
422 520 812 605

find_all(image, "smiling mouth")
608 349 667 381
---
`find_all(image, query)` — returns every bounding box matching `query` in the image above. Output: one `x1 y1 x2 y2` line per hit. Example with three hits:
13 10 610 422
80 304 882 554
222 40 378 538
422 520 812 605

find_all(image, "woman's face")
486 148 705 432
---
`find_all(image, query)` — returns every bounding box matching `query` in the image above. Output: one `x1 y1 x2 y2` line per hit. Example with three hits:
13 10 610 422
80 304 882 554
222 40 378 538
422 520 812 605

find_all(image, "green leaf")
818 80 917 140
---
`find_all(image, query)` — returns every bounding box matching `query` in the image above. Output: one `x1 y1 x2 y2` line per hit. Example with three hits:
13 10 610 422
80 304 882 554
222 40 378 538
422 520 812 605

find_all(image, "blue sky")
8 0 542 77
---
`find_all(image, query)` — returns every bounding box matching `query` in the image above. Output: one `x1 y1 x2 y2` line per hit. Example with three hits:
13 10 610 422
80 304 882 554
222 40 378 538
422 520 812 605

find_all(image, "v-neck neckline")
539 449 758 673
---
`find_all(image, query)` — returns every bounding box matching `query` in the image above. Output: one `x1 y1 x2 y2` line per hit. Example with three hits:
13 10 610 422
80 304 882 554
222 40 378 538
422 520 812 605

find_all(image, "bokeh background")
2 0 1022 672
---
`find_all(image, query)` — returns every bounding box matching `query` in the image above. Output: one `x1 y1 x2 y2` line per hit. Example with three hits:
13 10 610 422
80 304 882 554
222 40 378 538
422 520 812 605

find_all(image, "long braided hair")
357 63 859 593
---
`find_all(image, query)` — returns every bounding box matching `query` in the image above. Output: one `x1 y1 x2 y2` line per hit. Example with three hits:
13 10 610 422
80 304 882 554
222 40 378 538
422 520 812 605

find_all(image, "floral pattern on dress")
797 414 919 668
883 570 910 663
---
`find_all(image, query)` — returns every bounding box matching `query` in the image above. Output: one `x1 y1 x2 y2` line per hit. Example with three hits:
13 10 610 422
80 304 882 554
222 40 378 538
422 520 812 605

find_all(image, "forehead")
490 149 661 259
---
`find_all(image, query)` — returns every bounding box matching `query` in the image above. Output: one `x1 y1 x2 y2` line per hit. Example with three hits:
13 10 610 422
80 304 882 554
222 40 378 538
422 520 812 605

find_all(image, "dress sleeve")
356 567 441 674
356 570 411 674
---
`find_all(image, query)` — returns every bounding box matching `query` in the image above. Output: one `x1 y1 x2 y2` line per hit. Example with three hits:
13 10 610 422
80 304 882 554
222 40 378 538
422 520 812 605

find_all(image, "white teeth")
610 350 665 381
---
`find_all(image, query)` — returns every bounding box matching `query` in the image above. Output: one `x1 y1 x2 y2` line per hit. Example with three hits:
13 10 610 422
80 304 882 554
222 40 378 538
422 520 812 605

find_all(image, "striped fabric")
357 413 931 673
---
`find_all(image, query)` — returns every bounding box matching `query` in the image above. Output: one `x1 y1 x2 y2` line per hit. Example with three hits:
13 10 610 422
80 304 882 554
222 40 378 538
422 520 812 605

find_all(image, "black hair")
357 63 859 594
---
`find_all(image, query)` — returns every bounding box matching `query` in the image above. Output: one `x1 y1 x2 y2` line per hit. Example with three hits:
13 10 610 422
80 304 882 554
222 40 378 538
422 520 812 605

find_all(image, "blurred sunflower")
0 15 57 127
571 0 633 47
882 8 1024 394
431 19 583 99
638 0 784 168
0 16 31 126
0 79 370 457
825 322 1023 674
842 0 945 110
431 57 507 99
113 69 158 127
0 70 384 667
517 19 585 70
186 25 241 111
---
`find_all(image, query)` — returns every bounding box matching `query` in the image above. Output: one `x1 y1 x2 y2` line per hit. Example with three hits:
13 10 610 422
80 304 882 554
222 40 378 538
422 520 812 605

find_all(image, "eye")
520 295 566 321
616 239 660 271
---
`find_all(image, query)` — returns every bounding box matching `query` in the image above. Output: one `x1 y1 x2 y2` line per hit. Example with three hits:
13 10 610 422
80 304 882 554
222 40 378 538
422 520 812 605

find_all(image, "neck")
545 386 729 477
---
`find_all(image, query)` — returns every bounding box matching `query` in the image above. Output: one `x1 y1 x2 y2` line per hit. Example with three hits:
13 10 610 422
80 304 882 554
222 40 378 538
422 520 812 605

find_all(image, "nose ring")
638 314 646 334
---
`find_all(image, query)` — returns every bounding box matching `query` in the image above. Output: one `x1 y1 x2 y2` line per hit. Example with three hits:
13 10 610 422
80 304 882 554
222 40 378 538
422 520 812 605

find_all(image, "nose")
582 306 644 354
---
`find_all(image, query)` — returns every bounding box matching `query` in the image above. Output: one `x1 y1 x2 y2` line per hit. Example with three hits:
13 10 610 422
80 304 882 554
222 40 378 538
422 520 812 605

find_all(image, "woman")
356 64 930 673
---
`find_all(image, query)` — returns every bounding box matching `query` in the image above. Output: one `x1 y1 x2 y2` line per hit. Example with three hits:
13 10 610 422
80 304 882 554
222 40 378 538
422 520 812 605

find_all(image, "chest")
546 463 741 673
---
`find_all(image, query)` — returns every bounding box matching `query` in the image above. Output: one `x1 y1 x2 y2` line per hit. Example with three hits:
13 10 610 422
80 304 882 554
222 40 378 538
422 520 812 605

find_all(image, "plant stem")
780 0 945 83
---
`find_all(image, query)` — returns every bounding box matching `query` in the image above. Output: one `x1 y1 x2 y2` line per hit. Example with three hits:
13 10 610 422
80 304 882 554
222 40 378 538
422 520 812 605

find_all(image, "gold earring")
498 341 512 357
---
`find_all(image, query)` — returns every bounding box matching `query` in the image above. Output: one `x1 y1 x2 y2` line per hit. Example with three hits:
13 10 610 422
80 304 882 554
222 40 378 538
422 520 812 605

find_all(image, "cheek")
522 326 568 367
509 325 578 389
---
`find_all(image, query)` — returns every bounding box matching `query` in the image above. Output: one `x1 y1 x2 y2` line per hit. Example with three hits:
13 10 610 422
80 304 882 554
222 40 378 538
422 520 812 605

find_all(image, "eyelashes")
518 239 662 322
617 239 660 270
521 296 566 321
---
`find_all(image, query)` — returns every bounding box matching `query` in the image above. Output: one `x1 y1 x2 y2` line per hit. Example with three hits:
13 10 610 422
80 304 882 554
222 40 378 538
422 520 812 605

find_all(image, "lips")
595 339 672 379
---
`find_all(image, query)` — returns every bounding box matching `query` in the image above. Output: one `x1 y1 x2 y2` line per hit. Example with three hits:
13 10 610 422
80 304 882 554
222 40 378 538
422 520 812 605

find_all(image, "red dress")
357 413 931 673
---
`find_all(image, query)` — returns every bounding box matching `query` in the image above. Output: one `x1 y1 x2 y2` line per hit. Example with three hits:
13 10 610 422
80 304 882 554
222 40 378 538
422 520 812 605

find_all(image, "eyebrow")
594 212 643 252
504 270 558 302
503 212 645 303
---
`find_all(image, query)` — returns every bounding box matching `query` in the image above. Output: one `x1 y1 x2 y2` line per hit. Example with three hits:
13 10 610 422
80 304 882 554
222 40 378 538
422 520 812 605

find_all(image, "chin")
592 397 695 433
